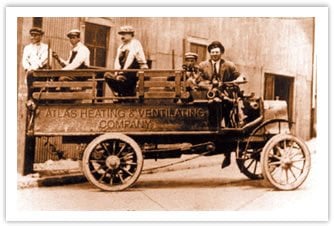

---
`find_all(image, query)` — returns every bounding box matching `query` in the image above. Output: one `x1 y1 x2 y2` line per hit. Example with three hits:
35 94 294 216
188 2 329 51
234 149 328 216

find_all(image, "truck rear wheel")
82 133 143 191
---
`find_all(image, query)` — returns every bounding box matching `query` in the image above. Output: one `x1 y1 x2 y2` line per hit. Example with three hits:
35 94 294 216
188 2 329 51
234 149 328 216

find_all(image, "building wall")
17 17 314 140
113 17 314 139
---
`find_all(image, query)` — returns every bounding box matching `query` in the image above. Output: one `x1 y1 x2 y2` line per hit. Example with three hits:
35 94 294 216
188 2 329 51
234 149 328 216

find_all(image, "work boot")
221 152 231 168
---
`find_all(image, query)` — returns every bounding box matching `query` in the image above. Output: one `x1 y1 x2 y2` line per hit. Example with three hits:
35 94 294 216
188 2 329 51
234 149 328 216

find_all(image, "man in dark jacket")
197 41 241 90
198 41 243 168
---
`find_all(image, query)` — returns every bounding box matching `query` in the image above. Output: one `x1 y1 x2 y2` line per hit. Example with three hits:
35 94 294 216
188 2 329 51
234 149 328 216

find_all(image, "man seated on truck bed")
105 25 148 97
22 27 49 97
182 52 201 91
52 29 90 82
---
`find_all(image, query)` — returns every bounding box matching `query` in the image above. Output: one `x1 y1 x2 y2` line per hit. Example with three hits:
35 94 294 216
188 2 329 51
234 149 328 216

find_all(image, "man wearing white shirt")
22 27 49 97
105 25 148 97
22 27 49 72
52 29 90 81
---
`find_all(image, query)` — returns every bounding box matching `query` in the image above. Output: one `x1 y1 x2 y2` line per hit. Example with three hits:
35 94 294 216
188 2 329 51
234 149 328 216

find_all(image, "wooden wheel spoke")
271 167 279 176
286 142 293 156
117 172 125 184
245 159 255 170
101 142 112 156
291 164 303 171
291 158 306 163
274 145 284 156
283 140 287 151
121 162 137 166
109 176 113 185
285 168 289 184
253 160 258 175
269 153 282 161
288 168 298 181
90 163 104 174
120 167 134 176
268 160 281 166
112 140 120 155
98 171 107 182
237 147 263 180
117 143 127 157
289 150 303 160
287 141 299 154
120 152 134 161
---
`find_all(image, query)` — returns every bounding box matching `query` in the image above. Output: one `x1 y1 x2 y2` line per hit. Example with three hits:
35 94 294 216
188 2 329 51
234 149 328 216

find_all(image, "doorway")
264 73 294 121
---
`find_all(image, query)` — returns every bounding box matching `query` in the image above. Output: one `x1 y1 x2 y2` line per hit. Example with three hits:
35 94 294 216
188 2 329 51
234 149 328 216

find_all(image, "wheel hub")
106 155 121 169
281 157 292 169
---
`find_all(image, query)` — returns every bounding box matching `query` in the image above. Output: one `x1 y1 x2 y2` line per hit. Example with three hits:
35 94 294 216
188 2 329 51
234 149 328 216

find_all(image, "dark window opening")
84 22 110 67
33 17 43 28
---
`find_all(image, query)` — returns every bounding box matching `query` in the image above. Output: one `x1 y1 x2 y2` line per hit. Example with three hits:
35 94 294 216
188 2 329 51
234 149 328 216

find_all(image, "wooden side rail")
33 70 96 78
30 69 190 101
32 81 95 88
140 70 189 100
32 91 93 100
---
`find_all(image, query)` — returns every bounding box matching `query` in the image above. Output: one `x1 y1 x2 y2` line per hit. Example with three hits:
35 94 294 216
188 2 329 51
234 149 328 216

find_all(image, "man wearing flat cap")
22 27 49 97
183 52 200 90
105 25 148 97
22 27 49 72
52 29 90 80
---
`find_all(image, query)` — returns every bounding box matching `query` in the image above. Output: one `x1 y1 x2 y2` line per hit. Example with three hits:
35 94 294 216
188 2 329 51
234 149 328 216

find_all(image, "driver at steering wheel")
197 41 243 168
198 40 243 123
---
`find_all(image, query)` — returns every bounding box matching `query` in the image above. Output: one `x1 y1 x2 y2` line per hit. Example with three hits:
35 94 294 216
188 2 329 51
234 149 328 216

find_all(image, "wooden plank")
33 70 96 78
32 81 94 88
144 91 176 99
32 91 93 100
175 71 181 98
138 71 145 98
144 81 175 88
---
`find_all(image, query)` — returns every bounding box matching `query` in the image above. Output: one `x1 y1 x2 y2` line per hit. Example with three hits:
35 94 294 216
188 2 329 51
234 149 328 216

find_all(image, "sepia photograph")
5 6 328 223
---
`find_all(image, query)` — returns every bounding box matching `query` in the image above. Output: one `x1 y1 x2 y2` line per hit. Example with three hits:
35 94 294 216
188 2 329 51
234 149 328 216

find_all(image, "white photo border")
5 6 329 223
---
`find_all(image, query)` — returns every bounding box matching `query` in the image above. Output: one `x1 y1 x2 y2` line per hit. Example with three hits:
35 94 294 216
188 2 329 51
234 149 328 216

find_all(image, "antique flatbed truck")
25 69 311 191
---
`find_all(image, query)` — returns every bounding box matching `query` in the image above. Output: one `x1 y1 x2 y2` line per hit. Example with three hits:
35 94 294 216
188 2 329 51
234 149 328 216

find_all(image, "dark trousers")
222 101 234 127
105 72 138 97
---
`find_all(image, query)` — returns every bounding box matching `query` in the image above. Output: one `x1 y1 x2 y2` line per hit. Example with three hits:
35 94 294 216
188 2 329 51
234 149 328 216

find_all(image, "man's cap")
67 29 81 38
208 41 225 53
118 25 135 34
184 52 198 59
29 27 44 35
